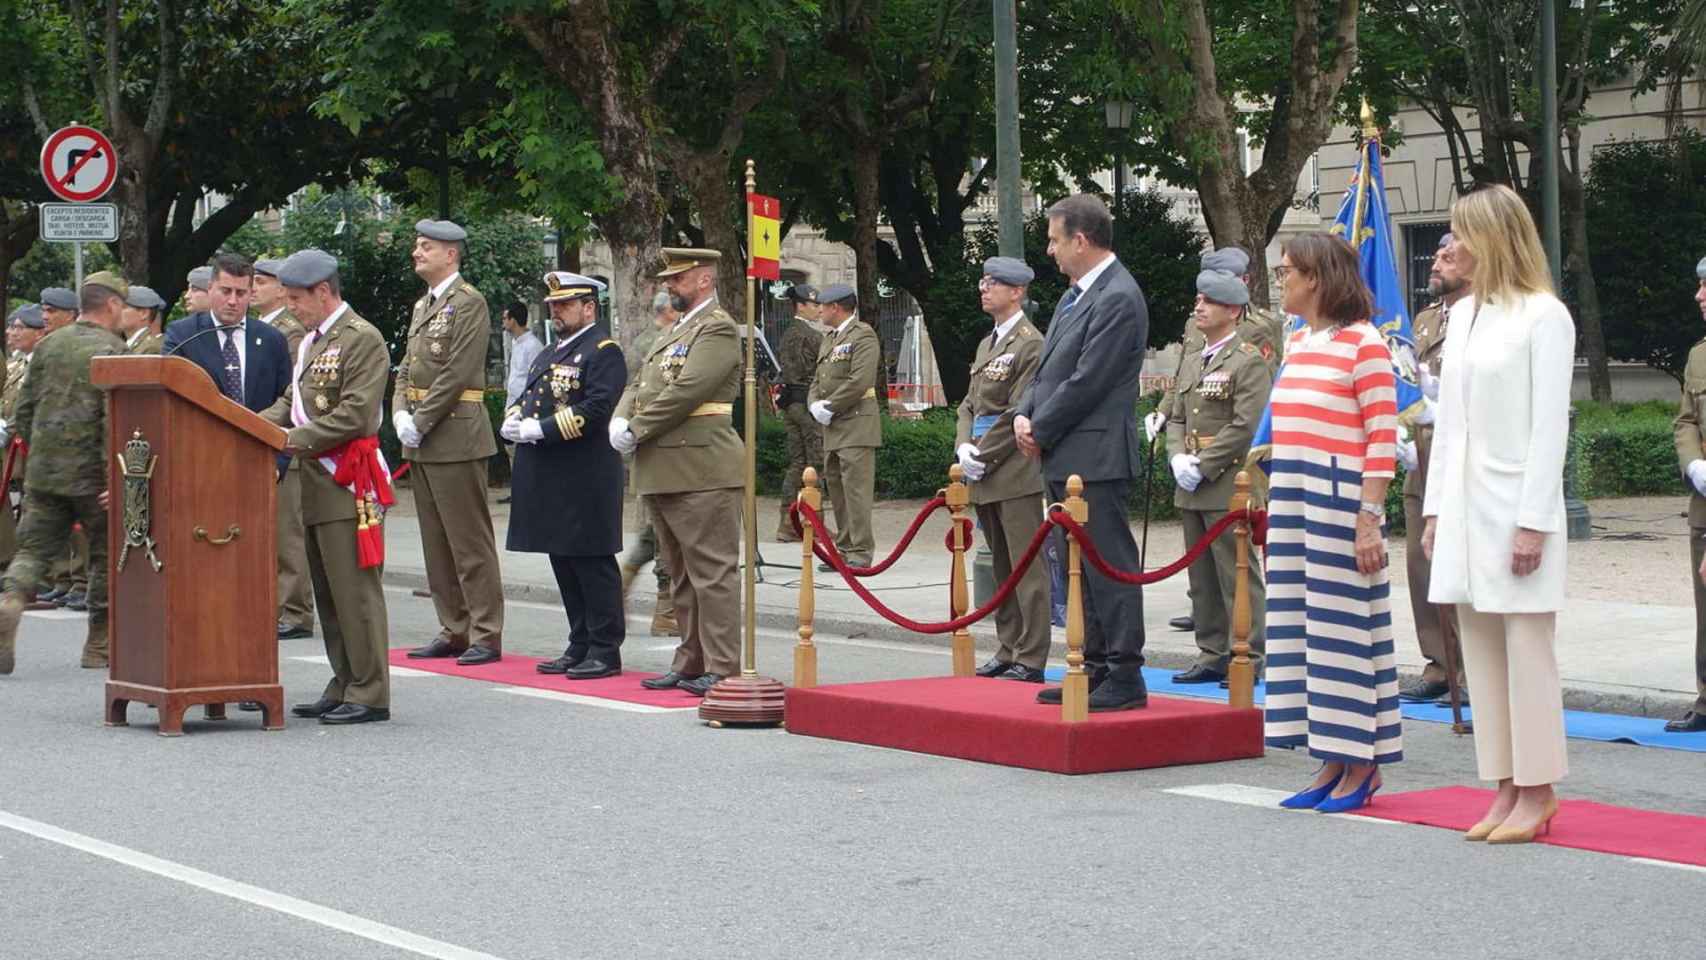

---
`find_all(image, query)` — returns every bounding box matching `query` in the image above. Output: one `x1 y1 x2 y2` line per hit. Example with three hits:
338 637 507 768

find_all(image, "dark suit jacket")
163 312 294 413
1015 257 1149 483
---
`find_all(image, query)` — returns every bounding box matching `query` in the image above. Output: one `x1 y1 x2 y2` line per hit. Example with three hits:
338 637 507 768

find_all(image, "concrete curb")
382 569 1697 722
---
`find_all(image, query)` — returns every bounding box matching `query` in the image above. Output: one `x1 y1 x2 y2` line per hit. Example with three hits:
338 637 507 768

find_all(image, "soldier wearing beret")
808 283 883 570
1670 254 1706 734
118 286 166 355
957 258 1051 682
184 266 213 315
0 272 129 674
263 249 392 725
611 247 744 697
1164 266 1272 685
39 287 78 332
396 219 506 666
776 283 825 542
253 257 317 642
0 305 46 570
504 272 628 679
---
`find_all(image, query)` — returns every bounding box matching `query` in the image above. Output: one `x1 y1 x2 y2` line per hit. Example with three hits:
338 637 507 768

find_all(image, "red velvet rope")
1 436 25 495
1049 508 1258 586
789 494 948 577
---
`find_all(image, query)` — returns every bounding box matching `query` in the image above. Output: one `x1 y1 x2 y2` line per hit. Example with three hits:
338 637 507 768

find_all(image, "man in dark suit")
162 253 293 416
1014 193 1150 711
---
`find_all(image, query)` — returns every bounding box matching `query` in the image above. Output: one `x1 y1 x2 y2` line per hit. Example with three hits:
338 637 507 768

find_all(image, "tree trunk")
0 206 40 313
113 154 154 284
849 139 890 409
1561 165 1611 401
673 155 746 321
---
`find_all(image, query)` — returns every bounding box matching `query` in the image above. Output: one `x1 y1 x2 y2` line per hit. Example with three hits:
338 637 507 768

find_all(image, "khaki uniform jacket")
1161 306 1284 418
264 307 390 526
1 352 29 422
264 308 310 357
614 303 743 496
126 331 164 355
1675 337 1706 527
1166 329 1273 511
954 319 1044 505
393 276 497 463
1403 303 1449 497
808 319 882 451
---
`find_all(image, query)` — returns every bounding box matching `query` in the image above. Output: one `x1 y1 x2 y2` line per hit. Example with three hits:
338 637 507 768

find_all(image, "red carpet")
785 676 1263 774
386 649 698 709
1351 786 1706 867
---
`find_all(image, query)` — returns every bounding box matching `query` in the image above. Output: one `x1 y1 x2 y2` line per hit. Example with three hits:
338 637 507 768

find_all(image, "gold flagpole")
1350 98 1377 243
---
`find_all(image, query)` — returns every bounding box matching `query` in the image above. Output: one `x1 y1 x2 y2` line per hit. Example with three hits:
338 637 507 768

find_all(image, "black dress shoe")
1218 673 1264 689
680 673 723 696
38 587 67 604
817 562 837 574
536 653 586 674
975 658 1014 678
1004 665 1046 683
1089 674 1149 712
291 697 341 718
565 658 621 680
641 671 691 690
407 637 468 659
455 644 501 666
496 494 512 504
1036 669 1109 704
277 622 313 640
319 703 389 724
65 592 88 611
1168 615 1194 631
238 701 262 712
1665 711 1706 733
1172 664 1227 685
1399 678 1450 702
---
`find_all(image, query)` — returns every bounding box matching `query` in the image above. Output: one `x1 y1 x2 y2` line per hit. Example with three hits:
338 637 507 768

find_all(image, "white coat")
1422 291 1574 613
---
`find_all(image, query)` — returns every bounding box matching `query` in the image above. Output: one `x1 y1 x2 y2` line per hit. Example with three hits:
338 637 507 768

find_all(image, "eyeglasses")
977 278 1008 291
1275 265 1300 281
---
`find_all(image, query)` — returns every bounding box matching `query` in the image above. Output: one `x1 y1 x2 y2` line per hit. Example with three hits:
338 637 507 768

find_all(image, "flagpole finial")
745 158 756 193
1360 98 1379 140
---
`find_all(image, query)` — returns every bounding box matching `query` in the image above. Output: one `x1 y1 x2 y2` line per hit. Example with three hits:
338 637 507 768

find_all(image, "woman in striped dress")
1264 233 1401 812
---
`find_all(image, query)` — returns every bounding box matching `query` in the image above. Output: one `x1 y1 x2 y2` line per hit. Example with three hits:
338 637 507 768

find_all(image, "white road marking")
288 655 438 679
0 809 512 960
494 686 696 714
1629 857 1706 875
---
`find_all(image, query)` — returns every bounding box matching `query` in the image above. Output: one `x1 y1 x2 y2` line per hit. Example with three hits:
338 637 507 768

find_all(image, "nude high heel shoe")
1486 796 1560 845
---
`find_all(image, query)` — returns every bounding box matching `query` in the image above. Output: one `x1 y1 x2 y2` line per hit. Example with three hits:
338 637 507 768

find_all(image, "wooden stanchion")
794 468 820 688
1227 471 1255 710
947 465 974 677
1061 475 1089 722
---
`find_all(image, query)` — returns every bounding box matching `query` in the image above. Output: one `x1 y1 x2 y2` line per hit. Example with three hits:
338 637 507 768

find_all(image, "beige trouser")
1456 606 1568 786
305 517 391 708
648 487 741 678
412 459 505 650
1690 527 1706 712
974 496 1052 669
780 402 825 530
276 463 315 630
823 445 875 567
1404 491 1461 683
1181 506 1266 671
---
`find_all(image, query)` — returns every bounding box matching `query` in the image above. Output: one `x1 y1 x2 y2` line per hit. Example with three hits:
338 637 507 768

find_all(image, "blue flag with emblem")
1244 128 1424 482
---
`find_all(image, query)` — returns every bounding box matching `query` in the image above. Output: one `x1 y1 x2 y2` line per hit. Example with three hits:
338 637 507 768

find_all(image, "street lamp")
1105 100 1134 213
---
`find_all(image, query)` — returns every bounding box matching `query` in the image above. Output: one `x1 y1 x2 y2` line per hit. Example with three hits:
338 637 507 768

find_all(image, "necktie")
220 328 242 402
1054 284 1082 321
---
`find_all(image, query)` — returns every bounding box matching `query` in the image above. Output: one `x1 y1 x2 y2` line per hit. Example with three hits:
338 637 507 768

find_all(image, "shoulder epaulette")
597 339 618 349
459 282 475 296
1020 325 1035 337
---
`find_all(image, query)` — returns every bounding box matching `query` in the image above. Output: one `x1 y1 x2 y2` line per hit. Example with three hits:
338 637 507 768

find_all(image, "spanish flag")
748 193 781 280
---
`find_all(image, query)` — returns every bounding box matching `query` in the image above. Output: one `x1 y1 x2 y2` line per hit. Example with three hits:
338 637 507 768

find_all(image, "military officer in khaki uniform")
808 283 883 569
956 258 1051 683
1668 255 1706 734
1396 233 1467 704
395 220 506 666
1164 266 1272 685
776 283 825 541
610 248 743 697
118 286 166 354
254 257 317 641
0 305 45 570
264 249 392 725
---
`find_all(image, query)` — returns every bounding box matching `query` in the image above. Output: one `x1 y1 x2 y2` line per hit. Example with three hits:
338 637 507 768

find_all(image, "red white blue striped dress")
1262 322 1402 765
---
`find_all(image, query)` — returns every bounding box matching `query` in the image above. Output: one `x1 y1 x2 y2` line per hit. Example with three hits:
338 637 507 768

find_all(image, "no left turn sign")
39 125 119 203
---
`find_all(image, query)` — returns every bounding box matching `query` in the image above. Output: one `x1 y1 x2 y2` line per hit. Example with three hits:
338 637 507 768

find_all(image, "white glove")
1412 395 1437 427
499 414 523 443
1395 437 1418 472
956 443 987 482
1171 453 1203 492
1689 460 1706 498
810 400 833 426
0 419 9 448
1419 365 1440 401
393 411 423 448
608 417 637 455
516 418 544 444
1144 411 1167 443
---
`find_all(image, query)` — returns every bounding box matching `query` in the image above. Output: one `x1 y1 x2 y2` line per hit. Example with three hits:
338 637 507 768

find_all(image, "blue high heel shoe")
1315 771 1382 813
1278 770 1343 809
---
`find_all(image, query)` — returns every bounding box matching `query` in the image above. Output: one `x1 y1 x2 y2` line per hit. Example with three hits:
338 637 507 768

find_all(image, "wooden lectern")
91 356 289 735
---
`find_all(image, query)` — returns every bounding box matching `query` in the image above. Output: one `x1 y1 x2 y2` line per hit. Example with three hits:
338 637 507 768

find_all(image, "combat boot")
620 563 641 598
80 621 109 669
0 590 25 674
775 503 801 543
651 584 679 637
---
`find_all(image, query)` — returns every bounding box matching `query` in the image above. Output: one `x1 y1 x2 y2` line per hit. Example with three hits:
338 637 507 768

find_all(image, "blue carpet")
1037 666 1706 754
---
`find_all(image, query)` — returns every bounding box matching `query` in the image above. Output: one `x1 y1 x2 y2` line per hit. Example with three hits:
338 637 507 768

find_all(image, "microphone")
163 316 245 359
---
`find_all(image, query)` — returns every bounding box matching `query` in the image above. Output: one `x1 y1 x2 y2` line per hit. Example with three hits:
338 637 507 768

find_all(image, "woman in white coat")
1422 184 1574 844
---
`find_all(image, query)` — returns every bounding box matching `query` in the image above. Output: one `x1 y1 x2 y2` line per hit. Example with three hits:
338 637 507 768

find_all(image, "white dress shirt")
215 318 248 393
506 330 544 406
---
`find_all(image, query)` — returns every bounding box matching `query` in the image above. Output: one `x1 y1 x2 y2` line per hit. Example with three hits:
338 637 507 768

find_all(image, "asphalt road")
1 589 1702 960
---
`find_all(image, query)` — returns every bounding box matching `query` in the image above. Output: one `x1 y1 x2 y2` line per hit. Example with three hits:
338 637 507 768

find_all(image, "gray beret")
416 219 467 242
817 283 856 305
982 256 1035 286
1200 247 1250 276
254 257 286 278
277 249 340 289
8 304 43 329
1439 232 1455 249
186 266 213 290
785 283 818 304
1697 256 1706 281
1196 269 1250 307
40 287 77 310
125 285 166 310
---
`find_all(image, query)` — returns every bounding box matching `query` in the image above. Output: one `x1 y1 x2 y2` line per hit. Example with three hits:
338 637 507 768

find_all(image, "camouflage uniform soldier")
33 287 89 607
776 283 825 541
618 292 678 636
0 304 46 569
0 273 129 674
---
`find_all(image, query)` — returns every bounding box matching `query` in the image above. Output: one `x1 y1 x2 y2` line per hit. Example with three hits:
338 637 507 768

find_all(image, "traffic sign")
39 202 119 242
39 125 119 203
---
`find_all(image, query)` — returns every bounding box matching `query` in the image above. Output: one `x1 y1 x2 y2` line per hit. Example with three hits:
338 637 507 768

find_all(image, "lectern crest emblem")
115 430 163 573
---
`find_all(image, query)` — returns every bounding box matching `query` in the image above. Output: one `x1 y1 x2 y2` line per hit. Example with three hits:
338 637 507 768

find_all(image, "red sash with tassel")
327 435 395 568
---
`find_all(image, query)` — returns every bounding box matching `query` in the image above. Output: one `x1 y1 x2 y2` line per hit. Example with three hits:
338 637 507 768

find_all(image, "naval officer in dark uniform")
503 271 629 679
